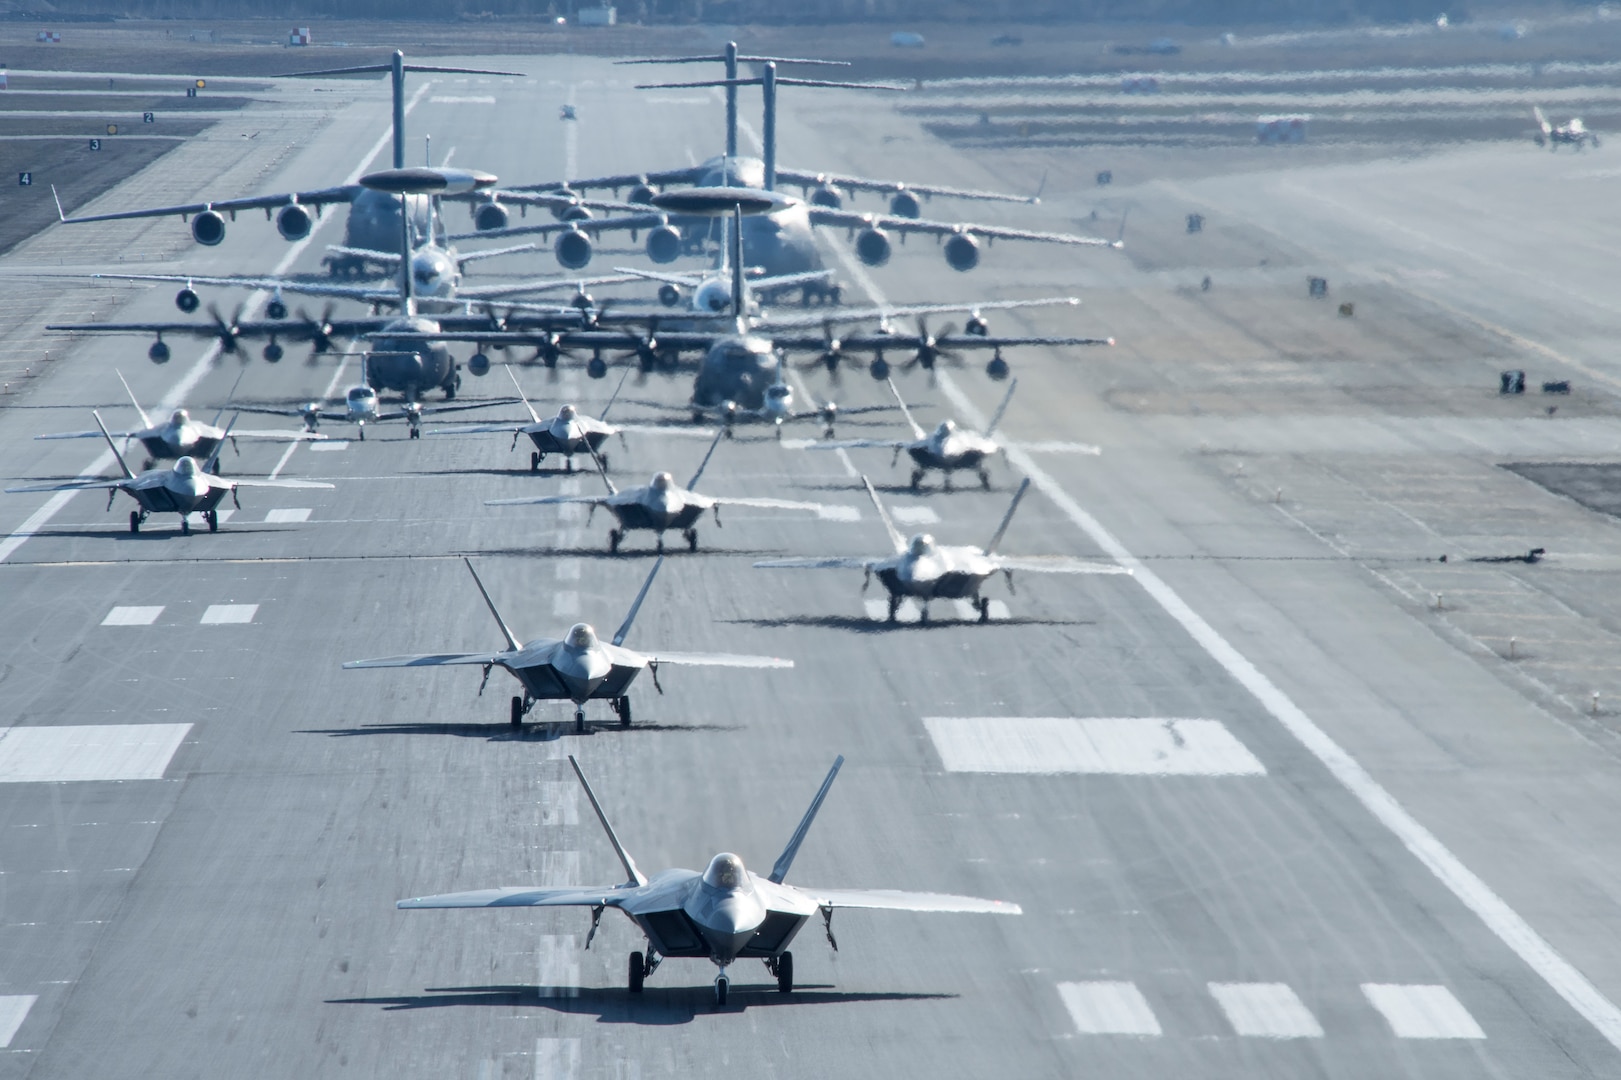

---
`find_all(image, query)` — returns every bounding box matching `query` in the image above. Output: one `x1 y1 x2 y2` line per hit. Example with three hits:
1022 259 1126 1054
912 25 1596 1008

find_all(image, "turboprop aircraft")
395 754 1020 1005
5 411 333 535
342 556 791 731
755 476 1128 622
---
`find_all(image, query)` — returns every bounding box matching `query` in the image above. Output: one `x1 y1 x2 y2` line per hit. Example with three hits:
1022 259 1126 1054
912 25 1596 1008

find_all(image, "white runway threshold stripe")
1209 982 1325 1038
0 724 190 782
1058 981 1163 1036
924 717 1266 776
924 370 1621 1051
200 604 258 625
1362 983 1486 1039
0 995 36 1048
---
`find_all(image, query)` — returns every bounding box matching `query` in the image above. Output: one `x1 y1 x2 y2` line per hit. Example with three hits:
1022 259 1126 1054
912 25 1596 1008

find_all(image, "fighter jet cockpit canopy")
169 409 190 426
650 471 675 491
702 852 748 891
558 404 578 420
909 533 935 557
175 457 198 477
935 419 956 439
566 623 597 649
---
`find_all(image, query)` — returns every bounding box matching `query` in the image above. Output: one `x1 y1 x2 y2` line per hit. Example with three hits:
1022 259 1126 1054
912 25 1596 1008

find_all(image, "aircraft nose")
694 894 764 965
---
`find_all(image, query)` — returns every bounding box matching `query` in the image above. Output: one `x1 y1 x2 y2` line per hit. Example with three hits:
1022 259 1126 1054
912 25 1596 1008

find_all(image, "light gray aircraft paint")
809 378 1018 490
342 556 791 731
234 357 515 440
6 411 332 535
756 475 1128 622
428 364 628 471
35 369 323 468
484 426 831 553
396 753 1020 1004
1533 105 1599 149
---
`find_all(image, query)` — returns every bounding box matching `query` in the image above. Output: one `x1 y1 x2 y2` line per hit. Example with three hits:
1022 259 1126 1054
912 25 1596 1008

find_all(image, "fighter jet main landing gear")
765 951 794 993
627 949 660 993
608 528 623 553
129 510 145 534
205 510 219 533
682 528 698 552
887 594 900 623
909 468 925 492
180 515 191 536
611 696 632 728
531 451 542 472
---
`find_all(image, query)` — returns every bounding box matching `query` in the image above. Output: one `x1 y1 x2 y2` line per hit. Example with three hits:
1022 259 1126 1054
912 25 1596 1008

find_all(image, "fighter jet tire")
510 696 523 728
575 709 586 734
776 952 794 993
358 426 365 441
129 511 140 534
616 696 631 727
531 452 541 472
180 516 191 536
409 427 420 440
629 952 645 993
886 595 900 622
206 510 219 533
609 529 622 554
684 529 698 553
979 468 991 490
977 597 990 623
910 469 924 492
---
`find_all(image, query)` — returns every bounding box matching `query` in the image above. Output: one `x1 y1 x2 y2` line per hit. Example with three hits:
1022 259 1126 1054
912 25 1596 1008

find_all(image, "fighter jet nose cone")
939 420 956 435
567 623 597 649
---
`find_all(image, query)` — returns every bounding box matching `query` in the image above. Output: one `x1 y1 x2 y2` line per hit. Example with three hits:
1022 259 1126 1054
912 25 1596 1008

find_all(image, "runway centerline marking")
0 81 433 565
822 231 1621 1050
200 604 257 625
0 724 190 782
1057 981 1162 1036
1362 984 1485 1039
101 605 162 626
1209 982 1324 1038
924 717 1266 776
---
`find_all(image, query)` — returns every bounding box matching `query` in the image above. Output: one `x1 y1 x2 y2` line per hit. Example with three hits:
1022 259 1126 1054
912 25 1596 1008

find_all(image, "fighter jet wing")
217 477 335 490
994 555 1130 575
711 496 830 513
809 208 1119 248
642 652 794 668
752 556 876 570
226 429 330 442
483 494 611 508
755 296 1082 331
341 651 505 669
234 405 351 423
802 438 910 451
424 421 529 435
777 167 1038 206
36 428 140 441
798 887 1022 915
373 398 521 423
397 886 638 909
55 184 359 226
5 477 126 493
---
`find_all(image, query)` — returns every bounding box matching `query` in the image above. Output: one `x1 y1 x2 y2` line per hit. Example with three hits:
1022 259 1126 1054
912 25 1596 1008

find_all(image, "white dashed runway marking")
554 559 581 581
430 95 495 104
890 506 939 526
1013 440 1102 455
0 995 36 1047
552 590 579 616
264 508 311 524
1058 981 1162 1036
1362 984 1485 1039
1209 982 1324 1038
309 440 349 451
816 504 861 522
537 935 580 999
923 716 1267 776
102 605 162 626
200 604 258 625
0 724 190 782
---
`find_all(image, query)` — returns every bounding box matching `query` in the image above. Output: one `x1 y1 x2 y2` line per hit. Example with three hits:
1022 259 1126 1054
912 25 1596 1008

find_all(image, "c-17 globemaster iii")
756 476 1128 622
342 556 791 731
5 411 334 535
396 753 1020 1005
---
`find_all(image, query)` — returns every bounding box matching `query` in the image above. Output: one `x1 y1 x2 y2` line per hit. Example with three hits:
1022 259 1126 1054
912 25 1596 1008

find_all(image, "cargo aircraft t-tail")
395 754 1020 1005
342 556 792 731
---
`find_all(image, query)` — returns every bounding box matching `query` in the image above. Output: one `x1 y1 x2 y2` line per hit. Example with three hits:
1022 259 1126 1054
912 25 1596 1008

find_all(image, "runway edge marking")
819 232 1621 1053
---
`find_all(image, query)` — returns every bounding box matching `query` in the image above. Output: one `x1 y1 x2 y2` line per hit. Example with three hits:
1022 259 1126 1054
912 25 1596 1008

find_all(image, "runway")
0 49 1620 1079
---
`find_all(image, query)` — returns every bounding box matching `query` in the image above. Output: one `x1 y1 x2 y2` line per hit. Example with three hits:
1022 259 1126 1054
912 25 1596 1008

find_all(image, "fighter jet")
810 379 1016 490
429 364 628 471
236 358 516 440
35 369 323 469
5 411 334 535
396 754 1020 1005
485 427 831 553
342 556 791 731
756 475 1128 622
1534 106 1599 150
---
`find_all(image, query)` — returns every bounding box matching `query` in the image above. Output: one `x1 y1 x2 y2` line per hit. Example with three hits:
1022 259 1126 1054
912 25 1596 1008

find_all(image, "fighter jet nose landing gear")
715 969 729 1006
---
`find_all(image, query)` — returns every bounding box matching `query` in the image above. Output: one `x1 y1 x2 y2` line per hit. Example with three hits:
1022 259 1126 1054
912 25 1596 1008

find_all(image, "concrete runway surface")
2 51 1621 1079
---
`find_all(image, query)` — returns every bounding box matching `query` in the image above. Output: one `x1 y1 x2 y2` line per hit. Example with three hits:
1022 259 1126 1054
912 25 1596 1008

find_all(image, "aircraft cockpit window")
702 852 747 891
170 409 189 425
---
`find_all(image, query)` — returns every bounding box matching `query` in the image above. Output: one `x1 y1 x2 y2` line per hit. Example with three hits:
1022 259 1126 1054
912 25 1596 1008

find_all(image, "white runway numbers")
924 716 1267 776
